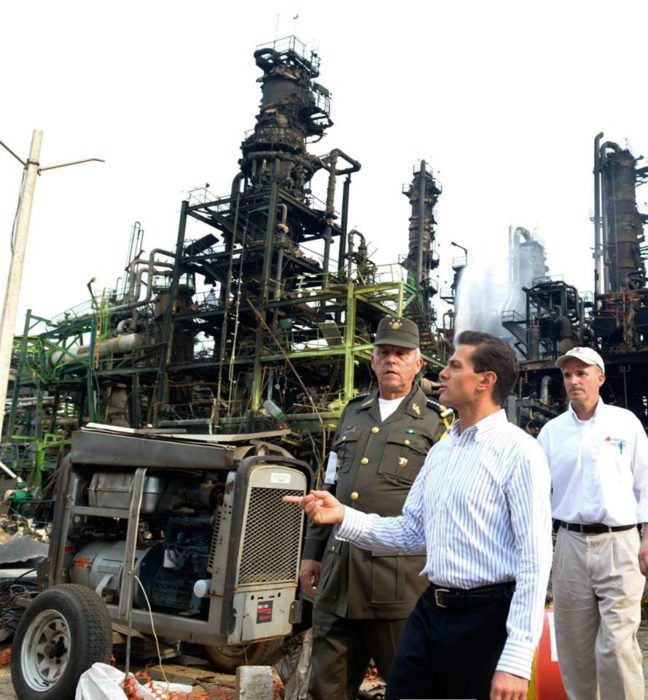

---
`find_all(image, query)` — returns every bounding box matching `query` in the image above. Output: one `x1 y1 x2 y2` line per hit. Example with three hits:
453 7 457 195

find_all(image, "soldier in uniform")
300 315 450 700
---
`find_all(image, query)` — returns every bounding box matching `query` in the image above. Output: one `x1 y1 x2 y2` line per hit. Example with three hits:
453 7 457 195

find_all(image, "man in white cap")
537 346 648 700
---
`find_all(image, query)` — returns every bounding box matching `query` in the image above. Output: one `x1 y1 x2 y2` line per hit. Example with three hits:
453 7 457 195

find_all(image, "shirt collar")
568 397 604 423
449 408 507 443
361 384 426 420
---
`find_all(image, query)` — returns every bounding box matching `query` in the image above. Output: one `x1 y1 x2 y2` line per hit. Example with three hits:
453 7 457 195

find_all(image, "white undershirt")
324 396 406 484
378 396 405 421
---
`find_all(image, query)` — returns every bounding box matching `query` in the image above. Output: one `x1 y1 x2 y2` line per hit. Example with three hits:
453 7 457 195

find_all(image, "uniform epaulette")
426 398 454 420
348 392 371 404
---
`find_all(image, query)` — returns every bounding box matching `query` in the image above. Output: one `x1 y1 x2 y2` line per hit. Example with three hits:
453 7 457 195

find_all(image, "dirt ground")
0 651 379 700
639 614 648 694
0 622 647 699
0 664 14 700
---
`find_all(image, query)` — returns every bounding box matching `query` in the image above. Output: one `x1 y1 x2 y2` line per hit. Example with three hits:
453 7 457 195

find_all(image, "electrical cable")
133 574 170 686
0 569 37 639
10 169 27 254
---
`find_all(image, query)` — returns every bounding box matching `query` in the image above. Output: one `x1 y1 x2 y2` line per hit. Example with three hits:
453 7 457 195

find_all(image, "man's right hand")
639 525 648 575
283 490 346 524
299 559 321 599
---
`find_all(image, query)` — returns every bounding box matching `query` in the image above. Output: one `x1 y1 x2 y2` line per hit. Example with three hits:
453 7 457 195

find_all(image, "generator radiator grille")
237 487 303 586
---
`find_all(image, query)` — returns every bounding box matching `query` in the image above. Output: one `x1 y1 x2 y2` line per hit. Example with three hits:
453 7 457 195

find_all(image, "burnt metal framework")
515 134 648 432
502 278 586 361
402 161 441 309
401 160 444 347
3 36 448 484
594 136 648 294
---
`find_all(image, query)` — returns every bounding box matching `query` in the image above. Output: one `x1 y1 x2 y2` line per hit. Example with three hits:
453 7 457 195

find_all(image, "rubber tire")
11 584 113 700
204 638 284 673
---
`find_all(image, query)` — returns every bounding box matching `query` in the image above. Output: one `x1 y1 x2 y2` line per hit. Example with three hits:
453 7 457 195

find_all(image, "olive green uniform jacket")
302 384 446 619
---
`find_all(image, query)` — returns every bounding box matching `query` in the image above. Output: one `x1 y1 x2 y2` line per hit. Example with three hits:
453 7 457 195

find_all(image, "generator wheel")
11 584 113 700
204 638 284 673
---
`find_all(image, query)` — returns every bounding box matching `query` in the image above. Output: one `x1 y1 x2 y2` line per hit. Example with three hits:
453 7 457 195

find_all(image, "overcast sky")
2 0 648 331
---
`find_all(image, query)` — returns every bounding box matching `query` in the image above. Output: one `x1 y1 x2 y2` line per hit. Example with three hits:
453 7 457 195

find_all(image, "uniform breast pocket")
333 433 359 474
379 433 430 484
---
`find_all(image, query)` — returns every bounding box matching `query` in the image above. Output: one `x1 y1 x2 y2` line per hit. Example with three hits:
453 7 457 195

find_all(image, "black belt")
430 582 515 609
555 519 636 535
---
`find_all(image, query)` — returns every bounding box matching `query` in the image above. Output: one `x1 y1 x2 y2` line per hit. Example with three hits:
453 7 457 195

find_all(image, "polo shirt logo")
604 436 625 454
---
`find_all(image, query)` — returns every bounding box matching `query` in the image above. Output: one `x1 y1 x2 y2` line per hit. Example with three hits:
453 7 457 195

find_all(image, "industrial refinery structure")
2 36 648 494
1 36 448 488
510 135 648 432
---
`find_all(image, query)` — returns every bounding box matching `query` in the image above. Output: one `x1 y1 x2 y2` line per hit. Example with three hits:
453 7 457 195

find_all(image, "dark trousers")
308 606 407 700
386 585 512 700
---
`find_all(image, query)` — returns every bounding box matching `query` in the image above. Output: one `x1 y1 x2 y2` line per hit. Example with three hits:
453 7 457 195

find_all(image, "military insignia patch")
412 402 421 416
398 457 409 467
390 319 402 330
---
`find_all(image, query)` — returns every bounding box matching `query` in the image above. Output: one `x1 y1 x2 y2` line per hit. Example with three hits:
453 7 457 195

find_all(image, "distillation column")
402 160 441 307
598 142 648 291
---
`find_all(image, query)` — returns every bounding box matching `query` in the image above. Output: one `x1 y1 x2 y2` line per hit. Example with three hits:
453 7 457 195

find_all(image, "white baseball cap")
555 347 605 373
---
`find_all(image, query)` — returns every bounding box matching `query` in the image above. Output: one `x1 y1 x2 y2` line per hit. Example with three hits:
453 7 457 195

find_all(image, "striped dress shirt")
336 409 552 679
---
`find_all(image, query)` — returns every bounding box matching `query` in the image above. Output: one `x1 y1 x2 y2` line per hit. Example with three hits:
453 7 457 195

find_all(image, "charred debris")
2 37 648 499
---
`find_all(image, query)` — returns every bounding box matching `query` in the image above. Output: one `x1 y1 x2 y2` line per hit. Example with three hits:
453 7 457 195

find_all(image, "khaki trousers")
552 526 645 700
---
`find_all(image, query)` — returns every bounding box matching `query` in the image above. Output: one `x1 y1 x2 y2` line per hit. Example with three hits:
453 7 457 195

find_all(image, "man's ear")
478 370 498 394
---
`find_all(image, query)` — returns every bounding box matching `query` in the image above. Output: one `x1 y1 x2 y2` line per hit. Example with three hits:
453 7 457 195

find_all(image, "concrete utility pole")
0 130 103 443
0 130 42 442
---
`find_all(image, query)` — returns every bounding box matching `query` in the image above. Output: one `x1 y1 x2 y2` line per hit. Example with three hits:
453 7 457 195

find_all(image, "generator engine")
48 426 310 648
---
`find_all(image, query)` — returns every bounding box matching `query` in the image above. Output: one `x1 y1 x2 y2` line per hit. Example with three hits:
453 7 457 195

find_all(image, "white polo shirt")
537 399 648 525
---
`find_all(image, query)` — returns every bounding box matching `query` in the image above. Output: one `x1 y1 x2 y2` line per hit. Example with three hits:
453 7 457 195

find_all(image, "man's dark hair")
456 331 518 406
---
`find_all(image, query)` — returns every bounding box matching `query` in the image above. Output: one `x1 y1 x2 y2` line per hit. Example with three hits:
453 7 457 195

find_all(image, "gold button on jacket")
302 384 446 620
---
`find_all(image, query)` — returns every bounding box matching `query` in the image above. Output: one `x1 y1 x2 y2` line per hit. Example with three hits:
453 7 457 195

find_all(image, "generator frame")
41 426 311 647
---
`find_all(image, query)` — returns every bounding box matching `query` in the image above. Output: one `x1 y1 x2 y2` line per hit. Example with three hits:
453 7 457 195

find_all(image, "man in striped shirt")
285 331 553 700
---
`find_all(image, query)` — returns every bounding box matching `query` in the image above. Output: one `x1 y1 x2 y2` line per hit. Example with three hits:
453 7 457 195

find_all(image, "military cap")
374 316 420 349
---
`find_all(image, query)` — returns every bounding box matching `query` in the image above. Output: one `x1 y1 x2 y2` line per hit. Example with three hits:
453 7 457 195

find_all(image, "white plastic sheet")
75 662 193 700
